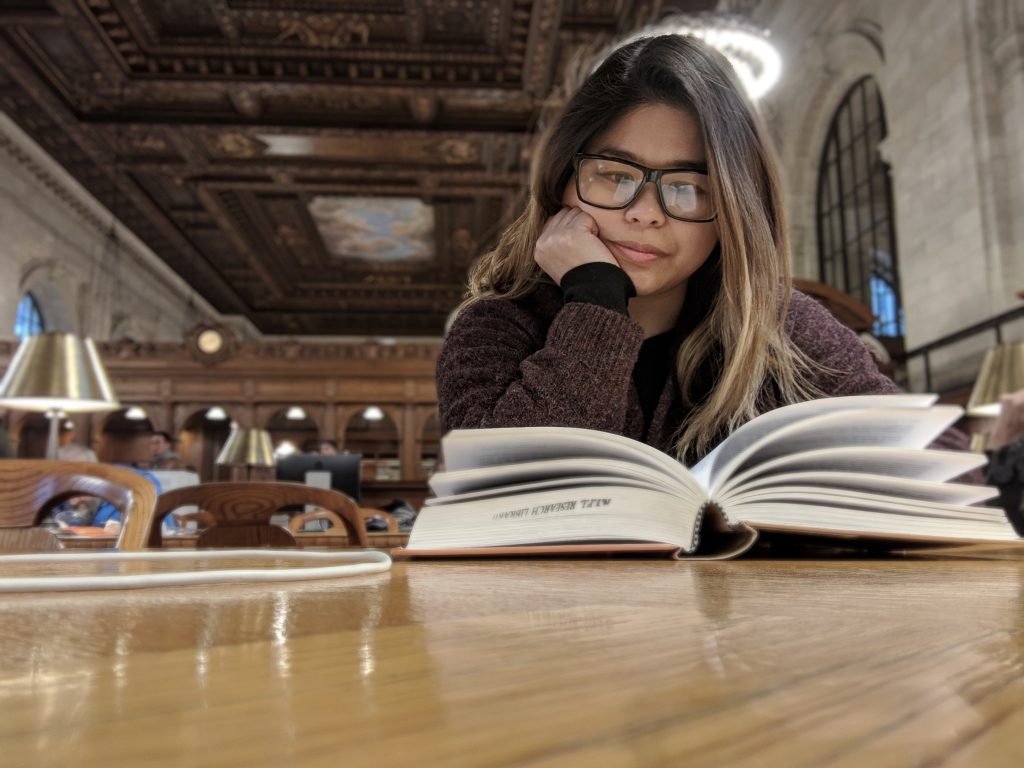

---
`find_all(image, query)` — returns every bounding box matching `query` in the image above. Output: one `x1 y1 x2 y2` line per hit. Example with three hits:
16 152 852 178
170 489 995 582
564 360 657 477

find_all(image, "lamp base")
217 464 276 482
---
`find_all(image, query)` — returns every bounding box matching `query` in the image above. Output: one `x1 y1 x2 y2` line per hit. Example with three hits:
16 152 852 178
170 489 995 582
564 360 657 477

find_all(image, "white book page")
735 502 1018 542
407 485 699 550
440 426 703 495
424 475 669 506
737 493 1006 522
706 405 962 496
689 394 938 489
715 446 986 497
429 456 700 501
719 473 998 507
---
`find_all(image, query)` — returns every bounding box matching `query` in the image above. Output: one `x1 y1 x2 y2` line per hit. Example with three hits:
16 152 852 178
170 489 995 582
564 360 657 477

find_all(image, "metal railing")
896 304 1024 392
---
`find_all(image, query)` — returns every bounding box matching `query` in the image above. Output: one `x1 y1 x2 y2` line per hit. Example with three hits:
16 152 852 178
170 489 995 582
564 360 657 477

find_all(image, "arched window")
816 77 904 340
14 293 45 338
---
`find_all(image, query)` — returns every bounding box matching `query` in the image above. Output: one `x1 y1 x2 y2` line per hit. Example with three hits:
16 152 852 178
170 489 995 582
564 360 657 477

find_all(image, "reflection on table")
2 555 1023 767
56 529 410 550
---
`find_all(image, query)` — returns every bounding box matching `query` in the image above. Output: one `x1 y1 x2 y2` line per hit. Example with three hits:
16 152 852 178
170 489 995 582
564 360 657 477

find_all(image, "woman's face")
561 103 719 305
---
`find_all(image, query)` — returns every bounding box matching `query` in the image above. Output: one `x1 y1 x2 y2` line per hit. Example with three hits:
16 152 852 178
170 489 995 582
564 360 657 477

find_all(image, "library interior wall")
0 112 211 343
763 0 1024 392
1 0 1022 395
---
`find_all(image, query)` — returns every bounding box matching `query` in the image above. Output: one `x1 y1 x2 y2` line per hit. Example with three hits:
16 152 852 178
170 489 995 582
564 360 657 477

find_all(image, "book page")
716 446 987 497
429 456 700 502
439 426 704 496
689 394 938 489
720 473 998 507
406 485 701 552
705 405 961 496
735 501 1018 543
424 474 672 506
736 493 1004 523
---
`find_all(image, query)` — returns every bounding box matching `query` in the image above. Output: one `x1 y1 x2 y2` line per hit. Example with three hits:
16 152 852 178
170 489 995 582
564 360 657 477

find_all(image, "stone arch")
178 406 235 481
96 407 154 465
262 405 321 455
18 260 74 333
785 22 887 278
417 408 441 475
339 404 401 478
337 404 403 443
109 312 148 342
814 75 902 344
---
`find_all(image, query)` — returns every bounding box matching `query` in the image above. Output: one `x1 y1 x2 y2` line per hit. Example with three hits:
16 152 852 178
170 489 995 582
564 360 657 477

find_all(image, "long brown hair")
464 34 821 459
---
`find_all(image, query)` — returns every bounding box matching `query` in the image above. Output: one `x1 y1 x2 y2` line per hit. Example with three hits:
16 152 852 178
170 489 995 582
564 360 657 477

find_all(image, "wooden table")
56 530 410 549
2 553 1023 767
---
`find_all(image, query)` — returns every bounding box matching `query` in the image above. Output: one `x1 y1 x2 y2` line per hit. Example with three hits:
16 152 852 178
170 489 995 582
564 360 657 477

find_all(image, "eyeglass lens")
576 156 713 221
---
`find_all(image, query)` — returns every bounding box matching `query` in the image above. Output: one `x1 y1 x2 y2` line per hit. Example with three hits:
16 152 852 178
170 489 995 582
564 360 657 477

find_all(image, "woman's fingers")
989 390 1024 451
535 207 616 284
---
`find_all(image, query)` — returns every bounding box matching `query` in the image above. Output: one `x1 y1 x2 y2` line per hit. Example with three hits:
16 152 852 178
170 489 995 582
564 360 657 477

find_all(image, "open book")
398 395 1020 559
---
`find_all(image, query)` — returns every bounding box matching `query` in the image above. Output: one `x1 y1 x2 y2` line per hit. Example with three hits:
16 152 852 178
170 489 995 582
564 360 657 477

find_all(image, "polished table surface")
56 529 411 549
2 552 1024 767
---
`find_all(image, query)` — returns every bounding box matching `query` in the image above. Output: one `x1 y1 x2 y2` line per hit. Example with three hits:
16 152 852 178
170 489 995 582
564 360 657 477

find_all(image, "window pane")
14 293 44 338
815 77 903 341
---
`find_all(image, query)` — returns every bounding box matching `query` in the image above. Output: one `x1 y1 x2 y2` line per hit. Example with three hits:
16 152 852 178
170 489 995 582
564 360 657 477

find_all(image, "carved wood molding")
0 0 716 336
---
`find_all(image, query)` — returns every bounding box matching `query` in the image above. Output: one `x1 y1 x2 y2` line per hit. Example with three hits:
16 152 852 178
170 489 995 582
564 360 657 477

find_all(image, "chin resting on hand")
534 207 618 284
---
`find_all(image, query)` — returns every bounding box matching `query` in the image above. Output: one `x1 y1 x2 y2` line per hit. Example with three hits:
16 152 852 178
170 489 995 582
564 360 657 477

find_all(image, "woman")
438 33 897 465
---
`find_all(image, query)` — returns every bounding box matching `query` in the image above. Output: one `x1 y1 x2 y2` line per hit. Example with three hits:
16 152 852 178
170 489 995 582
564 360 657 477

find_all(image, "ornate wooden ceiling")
0 0 714 336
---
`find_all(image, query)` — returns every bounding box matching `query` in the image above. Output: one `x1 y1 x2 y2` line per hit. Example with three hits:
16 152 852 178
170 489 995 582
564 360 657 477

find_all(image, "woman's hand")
989 390 1024 451
535 206 618 285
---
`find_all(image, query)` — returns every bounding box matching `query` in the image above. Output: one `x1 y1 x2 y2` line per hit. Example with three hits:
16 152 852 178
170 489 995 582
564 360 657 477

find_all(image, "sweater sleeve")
437 292 645 434
560 262 636 315
985 439 1024 535
784 290 993 481
785 291 901 397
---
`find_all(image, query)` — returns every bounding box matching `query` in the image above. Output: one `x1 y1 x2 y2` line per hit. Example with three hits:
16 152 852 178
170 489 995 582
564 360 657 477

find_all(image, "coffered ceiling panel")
0 0 715 336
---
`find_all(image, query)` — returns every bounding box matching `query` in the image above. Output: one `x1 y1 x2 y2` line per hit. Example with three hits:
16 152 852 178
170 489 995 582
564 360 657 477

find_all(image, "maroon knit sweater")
437 284 917 464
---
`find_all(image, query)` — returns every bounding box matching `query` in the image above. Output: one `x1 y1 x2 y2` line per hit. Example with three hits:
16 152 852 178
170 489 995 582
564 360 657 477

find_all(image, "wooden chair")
0 460 158 552
149 481 368 548
287 507 400 544
793 278 875 333
360 508 400 533
287 508 350 541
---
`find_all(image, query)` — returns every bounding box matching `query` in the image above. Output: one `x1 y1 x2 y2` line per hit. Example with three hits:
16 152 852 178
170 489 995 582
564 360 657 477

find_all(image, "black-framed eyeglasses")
573 153 717 223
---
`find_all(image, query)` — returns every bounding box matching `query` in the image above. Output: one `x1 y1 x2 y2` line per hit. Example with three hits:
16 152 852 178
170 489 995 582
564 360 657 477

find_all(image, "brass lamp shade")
967 341 1024 417
0 332 119 412
216 427 275 467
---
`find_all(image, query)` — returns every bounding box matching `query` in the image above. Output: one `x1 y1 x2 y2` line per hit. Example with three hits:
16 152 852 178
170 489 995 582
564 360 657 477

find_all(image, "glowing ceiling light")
274 440 297 458
285 406 307 421
677 20 781 99
362 405 384 421
624 15 782 100
205 406 228 421
124 406 147 420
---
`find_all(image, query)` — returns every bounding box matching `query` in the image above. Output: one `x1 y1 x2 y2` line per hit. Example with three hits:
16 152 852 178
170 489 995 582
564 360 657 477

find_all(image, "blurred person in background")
149 430 183 469
56 420 97 462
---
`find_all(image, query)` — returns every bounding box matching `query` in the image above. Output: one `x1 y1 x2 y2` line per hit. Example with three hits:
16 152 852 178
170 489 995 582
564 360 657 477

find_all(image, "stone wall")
0 112 216 342
3 0 1023 395
758 0 1024 392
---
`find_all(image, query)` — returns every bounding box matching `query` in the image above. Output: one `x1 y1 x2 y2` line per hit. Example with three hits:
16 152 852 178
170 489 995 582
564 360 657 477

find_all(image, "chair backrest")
361 508 400 533
287 508 348 535
150 481 368 548
0 460 158 551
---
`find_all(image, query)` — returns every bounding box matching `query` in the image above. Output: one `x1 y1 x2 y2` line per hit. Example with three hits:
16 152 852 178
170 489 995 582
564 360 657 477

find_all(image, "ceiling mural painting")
0 0 716 336
310 197 435 264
